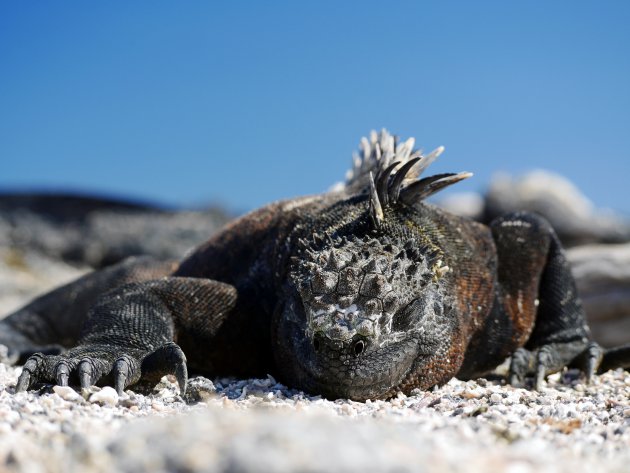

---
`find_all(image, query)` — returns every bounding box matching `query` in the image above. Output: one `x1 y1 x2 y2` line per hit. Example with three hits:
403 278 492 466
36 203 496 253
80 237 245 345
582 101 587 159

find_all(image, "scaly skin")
2 130 629 401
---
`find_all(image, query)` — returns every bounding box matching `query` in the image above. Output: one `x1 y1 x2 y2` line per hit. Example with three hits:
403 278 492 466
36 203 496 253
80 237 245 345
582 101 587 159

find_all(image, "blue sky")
1 1 629 214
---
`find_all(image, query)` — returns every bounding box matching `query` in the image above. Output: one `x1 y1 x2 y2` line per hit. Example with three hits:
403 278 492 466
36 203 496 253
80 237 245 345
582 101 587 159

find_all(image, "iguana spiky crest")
346 129 472 227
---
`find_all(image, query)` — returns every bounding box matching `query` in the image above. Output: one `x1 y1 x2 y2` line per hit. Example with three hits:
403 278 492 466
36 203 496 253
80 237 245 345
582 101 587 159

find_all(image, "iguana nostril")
313 335 321 352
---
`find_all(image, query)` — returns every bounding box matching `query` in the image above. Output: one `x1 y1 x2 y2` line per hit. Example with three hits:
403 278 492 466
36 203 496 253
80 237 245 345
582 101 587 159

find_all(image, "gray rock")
568 243 630 346
483 170 630 246
0 193 232 268
183 376 217 403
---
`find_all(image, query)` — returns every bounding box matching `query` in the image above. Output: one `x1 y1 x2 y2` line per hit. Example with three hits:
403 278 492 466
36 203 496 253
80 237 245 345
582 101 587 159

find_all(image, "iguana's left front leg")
0 256 177 364
491 212 603 389
16 277 236 395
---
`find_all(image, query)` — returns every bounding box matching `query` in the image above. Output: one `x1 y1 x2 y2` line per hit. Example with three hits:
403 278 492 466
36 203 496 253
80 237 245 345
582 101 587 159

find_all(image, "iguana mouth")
294 355 416 401
288 325 419 401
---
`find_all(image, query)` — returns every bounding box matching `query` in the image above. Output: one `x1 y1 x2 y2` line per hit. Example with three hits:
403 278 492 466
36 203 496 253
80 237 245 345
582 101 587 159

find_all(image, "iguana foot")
15 341 187 396
508 341 603 390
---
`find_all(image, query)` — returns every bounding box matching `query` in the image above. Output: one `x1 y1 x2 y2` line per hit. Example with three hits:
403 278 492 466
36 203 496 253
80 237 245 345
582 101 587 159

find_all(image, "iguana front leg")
0 256 177 363
16 277 237 395
490 212 605 388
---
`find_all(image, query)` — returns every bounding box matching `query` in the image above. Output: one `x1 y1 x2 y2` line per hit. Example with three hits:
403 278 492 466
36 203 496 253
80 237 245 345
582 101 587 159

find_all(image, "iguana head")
273 130 472 400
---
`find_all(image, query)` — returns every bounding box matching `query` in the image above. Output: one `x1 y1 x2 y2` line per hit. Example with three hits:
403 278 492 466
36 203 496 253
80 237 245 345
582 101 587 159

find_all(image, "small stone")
53 386 83 402
490 393 503 403
119 396 139 409
89 387 119 406
151 402 165 412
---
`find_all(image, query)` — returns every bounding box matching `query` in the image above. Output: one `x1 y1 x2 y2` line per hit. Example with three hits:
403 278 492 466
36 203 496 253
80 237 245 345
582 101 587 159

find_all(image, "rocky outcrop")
567 243 630 347
481 171 630 246
0 193 231 268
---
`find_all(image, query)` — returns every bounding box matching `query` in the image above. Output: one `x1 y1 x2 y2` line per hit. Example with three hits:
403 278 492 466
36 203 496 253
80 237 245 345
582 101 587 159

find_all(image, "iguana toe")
140 342 188 395
16 352 48 392
55 360 72 387
113 354 141 395
508 348 532 387
78 360 94 388
570 341 603 384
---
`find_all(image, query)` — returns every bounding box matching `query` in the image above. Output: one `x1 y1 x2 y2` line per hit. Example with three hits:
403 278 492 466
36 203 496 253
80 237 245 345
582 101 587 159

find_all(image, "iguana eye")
352 339 366 356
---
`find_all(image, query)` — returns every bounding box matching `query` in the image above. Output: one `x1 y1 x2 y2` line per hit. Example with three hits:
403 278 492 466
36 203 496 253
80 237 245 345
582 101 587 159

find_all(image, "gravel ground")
0 361 628 473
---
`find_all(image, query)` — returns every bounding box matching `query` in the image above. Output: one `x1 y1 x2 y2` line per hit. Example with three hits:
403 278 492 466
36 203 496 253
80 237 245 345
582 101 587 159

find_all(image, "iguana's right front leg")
16 277 237 395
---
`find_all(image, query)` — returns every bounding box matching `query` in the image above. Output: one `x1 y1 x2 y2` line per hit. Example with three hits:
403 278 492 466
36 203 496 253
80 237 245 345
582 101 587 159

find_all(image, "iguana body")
2 130 629 401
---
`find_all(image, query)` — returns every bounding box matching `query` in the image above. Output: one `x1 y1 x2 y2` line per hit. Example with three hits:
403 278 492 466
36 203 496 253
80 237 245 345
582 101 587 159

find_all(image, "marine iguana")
2 130 629 401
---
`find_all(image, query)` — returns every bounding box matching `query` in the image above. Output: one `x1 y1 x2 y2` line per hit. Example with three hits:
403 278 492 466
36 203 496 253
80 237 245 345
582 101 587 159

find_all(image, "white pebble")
490 393 503 403
53 386 83 402
152 402 165 412
89 387 119 406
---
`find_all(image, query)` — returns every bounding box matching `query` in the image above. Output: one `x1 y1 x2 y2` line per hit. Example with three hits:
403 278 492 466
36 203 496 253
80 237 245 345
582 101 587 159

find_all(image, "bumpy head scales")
292 233 449 344
346 129 472 227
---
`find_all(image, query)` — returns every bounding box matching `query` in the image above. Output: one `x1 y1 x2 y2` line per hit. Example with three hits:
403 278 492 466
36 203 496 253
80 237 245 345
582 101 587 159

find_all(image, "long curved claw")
159 342 188 395
113 355 138 396
508 348 531 388
583 342 603 384
568 341 604 384
114 366 128 395
141 342 188 395
55 360 71 387
534 348 552 391
510 347 555 390
16 353 46 392
78 359 94 389
174 355 188 395
16 370 31 393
